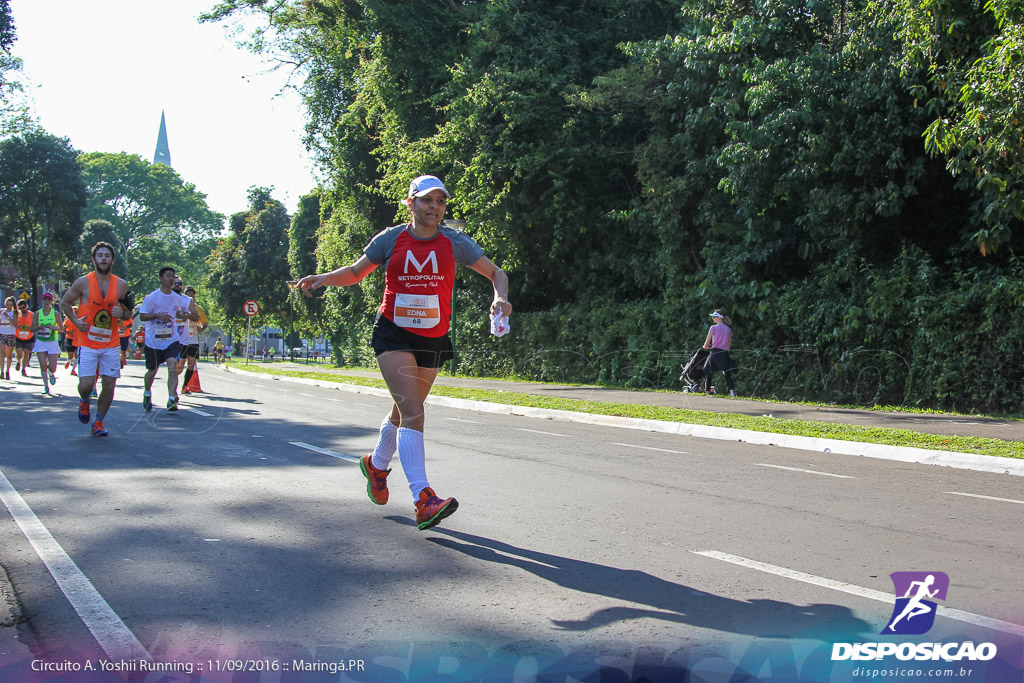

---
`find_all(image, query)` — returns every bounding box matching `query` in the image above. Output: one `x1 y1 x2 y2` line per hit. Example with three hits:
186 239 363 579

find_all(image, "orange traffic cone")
184 368 203 393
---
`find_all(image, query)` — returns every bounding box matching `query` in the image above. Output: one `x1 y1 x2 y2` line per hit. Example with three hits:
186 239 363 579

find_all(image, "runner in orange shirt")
118 315 132 368
60 242 132 437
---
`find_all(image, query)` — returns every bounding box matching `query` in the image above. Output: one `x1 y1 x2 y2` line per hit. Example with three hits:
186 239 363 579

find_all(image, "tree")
78 152 224 292
205 186 291 337
286 189 324 340
895 0 1024 254
0 0 31 135
0 131 86 306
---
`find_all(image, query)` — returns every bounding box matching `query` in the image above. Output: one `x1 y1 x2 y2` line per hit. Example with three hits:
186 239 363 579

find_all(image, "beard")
94 261 111 275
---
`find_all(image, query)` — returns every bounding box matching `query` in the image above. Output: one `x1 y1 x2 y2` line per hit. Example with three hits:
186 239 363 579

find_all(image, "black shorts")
179 343 200 359
120 336 130 351
145 342 181 370
14 338 33 351
370 312 453 369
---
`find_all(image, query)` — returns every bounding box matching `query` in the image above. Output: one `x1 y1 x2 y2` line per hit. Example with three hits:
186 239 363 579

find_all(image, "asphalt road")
0 361 1021 681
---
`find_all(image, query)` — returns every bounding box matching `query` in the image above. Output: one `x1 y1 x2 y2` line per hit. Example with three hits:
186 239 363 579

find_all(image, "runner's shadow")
388 519 873 642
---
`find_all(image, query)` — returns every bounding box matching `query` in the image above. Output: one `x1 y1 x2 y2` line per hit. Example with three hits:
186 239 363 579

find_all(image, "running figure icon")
888 575 938 631
882 571 949 635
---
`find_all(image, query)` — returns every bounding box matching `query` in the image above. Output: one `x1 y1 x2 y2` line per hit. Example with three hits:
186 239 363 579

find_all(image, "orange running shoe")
415 487 458 531
91 420 108 437
78 400 91 424
359 454 391 505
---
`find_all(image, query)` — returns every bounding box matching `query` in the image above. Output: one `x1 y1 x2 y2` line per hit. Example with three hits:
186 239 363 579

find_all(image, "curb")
221 365 1024 477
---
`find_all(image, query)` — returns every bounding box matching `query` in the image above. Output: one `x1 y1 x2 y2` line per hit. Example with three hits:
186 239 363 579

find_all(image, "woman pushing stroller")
703 310 737 397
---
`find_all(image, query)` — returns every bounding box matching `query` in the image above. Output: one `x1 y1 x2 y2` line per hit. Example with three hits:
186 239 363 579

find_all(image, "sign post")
243 300 259 364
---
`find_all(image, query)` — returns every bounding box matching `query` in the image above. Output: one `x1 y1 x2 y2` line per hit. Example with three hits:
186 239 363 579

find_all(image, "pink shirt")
708 323 732 350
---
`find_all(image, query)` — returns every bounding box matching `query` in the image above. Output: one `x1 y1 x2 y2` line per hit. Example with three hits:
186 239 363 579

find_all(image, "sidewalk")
258 361 1024 443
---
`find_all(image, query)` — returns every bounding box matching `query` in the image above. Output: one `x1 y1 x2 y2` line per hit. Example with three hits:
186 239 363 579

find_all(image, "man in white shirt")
138 267 198 412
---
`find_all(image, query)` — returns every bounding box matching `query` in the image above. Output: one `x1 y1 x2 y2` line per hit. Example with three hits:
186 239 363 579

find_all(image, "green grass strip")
224 361 1024 460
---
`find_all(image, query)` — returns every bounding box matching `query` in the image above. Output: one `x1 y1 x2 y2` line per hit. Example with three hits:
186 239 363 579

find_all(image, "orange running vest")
14 311 33 341
77 272 121 350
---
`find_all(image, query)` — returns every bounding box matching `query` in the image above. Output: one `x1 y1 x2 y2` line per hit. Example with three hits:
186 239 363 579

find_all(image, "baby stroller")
679 347 715 394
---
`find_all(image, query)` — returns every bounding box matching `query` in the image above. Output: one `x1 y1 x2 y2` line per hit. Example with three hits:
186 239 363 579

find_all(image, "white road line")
755 463 854 479
0 469 151 661
183 407 214 417
516 428 570 437
289 441 361 463
612 442 692 455
693 550 1024 637
295 393 315 397
945 491 1024 505
445 417 485 425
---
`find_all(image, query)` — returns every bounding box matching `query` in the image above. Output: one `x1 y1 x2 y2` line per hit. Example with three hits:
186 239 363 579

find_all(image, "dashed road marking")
945 491 1024 505
612 442 692 455
516 428 570 437
693 550 1024 636
183 407 214 417
289 441 360 463
755 463 854 478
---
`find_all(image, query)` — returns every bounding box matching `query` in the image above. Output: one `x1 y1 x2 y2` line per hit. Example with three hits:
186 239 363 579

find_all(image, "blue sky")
7 0 318 218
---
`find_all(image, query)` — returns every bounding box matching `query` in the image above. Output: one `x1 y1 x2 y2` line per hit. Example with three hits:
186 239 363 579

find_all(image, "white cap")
408 175 450 199
710 311 724 318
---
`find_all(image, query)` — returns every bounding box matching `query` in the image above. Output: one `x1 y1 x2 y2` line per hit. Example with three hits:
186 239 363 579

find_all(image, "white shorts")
32 339 61 355
77 347 122 379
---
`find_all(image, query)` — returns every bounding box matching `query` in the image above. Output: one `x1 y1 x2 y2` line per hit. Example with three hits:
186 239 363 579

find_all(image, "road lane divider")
289 441 361 463
754 463 854 478
516 428 570 437
692 550 1024 637
945 491 1024 505
613 443 692 455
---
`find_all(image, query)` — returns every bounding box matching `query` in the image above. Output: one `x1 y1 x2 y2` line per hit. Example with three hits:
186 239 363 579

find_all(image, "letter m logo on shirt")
405 250 438 274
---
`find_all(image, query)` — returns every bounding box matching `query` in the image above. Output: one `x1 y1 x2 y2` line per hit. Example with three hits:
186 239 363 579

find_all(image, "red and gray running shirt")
364 224 484 338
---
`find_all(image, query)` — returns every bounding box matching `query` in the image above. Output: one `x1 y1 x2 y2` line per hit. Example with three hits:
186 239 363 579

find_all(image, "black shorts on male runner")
370 312 453 369
144 342 181 371
120 336 130 351
14 338 33 351
179 343 200 360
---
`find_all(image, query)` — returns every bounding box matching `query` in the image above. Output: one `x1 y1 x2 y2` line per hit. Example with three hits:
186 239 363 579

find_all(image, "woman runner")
31 293 63 395
0 296 16 380
295 175 512 530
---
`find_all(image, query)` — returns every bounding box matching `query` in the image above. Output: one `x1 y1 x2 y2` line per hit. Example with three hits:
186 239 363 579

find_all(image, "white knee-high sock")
370 416 398 470
397 427 429 500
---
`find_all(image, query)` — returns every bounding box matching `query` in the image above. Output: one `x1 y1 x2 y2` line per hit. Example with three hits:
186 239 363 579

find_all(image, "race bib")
154 322 173 341
88 309 113 343
88 326 113 343
37 327 51 337
393 293 440 329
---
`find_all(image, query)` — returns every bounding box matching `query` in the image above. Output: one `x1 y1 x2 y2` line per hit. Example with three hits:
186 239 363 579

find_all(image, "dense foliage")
0 131 86 305
206 186 292 340
206 0 1024 413
79 152 224 294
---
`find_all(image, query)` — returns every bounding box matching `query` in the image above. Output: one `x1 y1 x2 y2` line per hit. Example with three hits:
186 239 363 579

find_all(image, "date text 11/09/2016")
32 659 366 676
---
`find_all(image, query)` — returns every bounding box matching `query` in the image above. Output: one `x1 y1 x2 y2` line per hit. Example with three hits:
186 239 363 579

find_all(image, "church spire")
153 111 171 166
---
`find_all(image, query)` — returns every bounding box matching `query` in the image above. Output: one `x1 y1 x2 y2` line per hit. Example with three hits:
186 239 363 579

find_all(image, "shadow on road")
391 521 873 643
